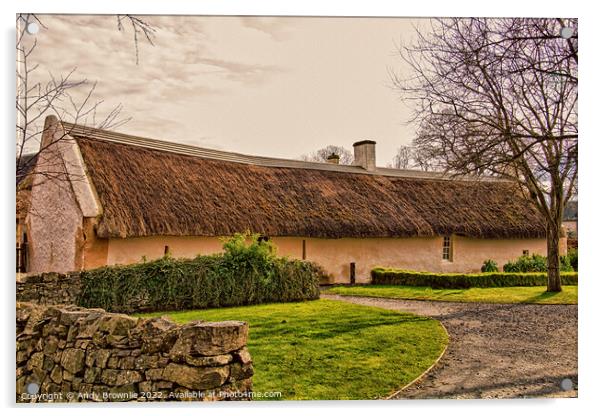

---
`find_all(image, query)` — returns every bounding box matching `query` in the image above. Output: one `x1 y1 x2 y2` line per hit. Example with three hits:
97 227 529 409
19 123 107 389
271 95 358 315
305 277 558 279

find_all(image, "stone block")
60 348 85 375
27 352 44 371
145 368 164 381
43 336 59 355
138 381 152 392
96 349 112 368
185 354 232 367
98 314 138 336
169 321 248 358
84 367 102 384
134 354 159 369
59 309 89 326
233 347 253 365
162 363 229 390
109 384 138 402
50 365 62 384
228 362 254 382
137 318 179 354
120 356 136 370
100 369 143 386
107 356 119 369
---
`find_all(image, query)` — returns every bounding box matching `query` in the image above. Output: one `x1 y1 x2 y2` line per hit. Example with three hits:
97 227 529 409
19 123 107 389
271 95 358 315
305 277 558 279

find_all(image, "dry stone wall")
17 273 81 305
16 302 253 402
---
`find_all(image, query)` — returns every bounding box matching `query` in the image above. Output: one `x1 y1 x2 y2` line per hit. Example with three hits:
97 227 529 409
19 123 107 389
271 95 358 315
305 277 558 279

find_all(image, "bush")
371 268 578 289
560 254 574 272
503 254 546 272
481 259 499 273
78 232 322 313
567 249 578 271
503 254 573 273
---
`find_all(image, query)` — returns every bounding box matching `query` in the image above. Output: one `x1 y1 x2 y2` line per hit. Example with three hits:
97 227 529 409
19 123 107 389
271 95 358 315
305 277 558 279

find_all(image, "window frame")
442 235 453 262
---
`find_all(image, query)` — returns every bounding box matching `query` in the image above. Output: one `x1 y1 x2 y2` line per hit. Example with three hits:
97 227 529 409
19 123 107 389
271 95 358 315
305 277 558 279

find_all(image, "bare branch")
117 15 157 65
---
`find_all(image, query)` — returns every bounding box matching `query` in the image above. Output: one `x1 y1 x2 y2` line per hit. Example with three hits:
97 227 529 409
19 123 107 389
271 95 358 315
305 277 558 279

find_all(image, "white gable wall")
26 116 101 273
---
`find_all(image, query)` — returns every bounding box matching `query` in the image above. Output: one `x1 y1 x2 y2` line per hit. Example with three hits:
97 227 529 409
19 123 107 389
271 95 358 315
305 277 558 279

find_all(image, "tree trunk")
546 220 562 292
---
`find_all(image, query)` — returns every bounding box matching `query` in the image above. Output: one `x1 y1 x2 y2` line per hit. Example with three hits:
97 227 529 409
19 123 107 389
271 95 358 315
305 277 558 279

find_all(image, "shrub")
560 254 574 272
566 249 578 271
481 259 499 273
503 253 573 273
78 232 322 313
371 268 578 289
503 254 546 272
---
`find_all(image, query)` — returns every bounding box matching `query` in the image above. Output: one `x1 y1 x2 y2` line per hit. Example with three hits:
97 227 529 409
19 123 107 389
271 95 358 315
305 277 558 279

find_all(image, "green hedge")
78 256 322 313
77 233 322 313
371 268 578 289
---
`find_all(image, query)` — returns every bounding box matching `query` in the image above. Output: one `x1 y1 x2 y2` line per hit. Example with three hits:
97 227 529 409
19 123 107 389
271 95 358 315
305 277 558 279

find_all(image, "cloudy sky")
20 15 424 166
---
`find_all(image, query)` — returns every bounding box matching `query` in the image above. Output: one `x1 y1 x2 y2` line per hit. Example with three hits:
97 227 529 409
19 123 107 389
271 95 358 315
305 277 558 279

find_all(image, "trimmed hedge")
77 233 322 313
371 268 578 289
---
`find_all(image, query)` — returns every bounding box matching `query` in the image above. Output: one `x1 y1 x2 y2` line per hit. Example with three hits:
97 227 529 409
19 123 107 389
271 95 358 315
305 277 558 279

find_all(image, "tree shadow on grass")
254 314 435 341
523 290 576 304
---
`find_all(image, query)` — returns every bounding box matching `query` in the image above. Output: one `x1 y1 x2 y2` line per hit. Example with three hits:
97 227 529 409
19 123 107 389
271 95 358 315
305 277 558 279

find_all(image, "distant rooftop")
16 153 38 186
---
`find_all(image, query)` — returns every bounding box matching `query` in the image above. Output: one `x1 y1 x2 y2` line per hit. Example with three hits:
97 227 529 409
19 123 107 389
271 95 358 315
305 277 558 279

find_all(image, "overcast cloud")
20 15 422 165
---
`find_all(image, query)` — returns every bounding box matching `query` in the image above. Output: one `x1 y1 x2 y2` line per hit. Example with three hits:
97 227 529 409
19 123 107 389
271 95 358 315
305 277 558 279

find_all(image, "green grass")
324 285 578 305
140 299 447 400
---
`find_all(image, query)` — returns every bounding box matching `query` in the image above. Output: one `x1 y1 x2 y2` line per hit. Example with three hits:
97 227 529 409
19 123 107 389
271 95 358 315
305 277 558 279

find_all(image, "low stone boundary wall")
16 302 253 402
17 273 80 306
16 259 321 313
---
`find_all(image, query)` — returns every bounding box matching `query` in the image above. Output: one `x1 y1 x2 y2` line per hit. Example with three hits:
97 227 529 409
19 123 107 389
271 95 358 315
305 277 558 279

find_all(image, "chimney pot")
326 153 340 165
353 140 376 171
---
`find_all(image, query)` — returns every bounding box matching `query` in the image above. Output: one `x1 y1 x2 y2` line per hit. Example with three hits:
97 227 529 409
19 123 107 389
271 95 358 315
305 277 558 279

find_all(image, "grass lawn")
324 285 578 305
140 299 447 400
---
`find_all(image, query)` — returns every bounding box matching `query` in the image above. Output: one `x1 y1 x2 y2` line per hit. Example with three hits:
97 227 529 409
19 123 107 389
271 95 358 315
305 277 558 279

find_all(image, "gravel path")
322 294 578 399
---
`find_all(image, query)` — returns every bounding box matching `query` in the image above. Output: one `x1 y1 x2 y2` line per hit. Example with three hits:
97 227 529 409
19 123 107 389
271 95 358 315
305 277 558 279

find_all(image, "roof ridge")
61 121 502 182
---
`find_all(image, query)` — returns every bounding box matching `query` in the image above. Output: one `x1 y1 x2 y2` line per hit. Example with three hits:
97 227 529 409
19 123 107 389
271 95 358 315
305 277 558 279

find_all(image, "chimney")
326 152 340 165
353 140 376 171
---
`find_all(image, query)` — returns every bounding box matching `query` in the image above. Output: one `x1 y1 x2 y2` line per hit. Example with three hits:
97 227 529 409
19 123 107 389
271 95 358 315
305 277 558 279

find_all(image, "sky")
19 15 425 166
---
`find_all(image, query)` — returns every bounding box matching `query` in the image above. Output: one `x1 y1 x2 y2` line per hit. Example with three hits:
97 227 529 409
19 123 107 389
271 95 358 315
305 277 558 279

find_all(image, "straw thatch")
76 137 546 239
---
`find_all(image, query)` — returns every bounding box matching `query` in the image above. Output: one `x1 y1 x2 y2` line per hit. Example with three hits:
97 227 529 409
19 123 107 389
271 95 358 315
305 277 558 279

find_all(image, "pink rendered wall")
105 235 554 284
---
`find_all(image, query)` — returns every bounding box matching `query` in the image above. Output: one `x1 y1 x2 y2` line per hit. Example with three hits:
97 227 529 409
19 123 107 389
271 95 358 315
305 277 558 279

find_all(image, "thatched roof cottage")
24 116 560 283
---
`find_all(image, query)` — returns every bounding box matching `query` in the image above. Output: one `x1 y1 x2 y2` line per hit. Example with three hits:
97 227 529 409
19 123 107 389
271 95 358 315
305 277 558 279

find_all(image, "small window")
442 236 453 261
523 250 529 256
164 245 170 255
302 239 307 260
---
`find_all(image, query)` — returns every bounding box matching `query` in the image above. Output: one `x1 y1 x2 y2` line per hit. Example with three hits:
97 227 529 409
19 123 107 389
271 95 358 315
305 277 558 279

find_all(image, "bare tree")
389 144 434 171
300 145 354 165
393 18 577 292
412 146 437 172
16 14 126 192
391 145 413 169
16 14 157 190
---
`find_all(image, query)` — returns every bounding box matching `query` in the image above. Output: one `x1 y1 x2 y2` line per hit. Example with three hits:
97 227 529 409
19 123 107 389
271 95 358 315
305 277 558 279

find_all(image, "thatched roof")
65 125 546 240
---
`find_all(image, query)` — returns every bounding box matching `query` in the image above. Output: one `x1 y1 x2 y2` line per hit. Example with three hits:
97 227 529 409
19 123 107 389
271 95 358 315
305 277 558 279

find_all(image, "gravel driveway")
322 294 578 399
